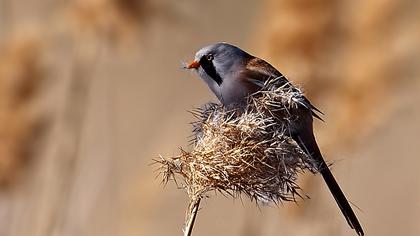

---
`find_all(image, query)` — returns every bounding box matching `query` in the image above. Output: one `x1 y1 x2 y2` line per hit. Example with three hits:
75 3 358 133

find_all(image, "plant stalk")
183 198 201 236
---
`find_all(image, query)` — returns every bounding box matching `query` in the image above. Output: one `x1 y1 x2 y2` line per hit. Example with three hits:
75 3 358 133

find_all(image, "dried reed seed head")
158 78 318 204
62 0 147 47
0 32 43 187
0 34 43 106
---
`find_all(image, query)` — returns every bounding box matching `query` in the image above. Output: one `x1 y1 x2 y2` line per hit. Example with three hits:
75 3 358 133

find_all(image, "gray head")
187 43 252 85
186 43 255 106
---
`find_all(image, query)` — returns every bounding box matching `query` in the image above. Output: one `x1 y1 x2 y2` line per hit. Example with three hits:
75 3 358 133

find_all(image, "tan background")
0 0 419 235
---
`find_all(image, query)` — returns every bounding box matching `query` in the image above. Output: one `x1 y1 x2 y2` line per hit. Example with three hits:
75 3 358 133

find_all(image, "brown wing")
243 57 324 121
244 57 288 85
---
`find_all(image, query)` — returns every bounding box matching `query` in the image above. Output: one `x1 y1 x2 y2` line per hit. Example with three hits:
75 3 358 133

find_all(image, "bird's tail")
294 133 364 236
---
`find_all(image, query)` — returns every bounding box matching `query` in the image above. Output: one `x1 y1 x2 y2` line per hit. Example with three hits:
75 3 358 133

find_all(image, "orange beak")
186 60 200 69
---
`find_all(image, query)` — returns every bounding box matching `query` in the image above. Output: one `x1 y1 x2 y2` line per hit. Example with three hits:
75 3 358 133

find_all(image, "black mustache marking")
199 56 223 85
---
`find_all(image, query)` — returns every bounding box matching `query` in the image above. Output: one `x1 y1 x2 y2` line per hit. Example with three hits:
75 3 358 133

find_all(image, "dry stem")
183 198 201 236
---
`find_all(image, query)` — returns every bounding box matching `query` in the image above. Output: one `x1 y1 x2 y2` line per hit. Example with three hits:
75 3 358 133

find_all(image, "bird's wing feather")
243 57 324 121
244 57 286 85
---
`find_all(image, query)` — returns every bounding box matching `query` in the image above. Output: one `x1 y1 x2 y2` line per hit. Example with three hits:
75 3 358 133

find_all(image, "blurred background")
0 0 419 235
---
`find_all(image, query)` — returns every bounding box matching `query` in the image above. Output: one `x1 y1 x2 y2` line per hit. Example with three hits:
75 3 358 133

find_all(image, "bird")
185 42 364 236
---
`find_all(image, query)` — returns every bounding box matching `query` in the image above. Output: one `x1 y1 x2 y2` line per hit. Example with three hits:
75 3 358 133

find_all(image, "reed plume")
156 77 319 235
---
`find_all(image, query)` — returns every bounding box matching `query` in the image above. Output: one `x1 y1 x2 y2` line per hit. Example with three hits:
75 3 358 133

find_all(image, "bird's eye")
206 54 214 61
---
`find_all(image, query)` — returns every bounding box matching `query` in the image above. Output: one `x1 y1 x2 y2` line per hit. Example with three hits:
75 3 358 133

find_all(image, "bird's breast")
219 76 259 107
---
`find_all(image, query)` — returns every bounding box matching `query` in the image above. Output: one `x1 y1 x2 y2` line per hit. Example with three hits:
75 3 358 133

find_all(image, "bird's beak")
186 60 200 69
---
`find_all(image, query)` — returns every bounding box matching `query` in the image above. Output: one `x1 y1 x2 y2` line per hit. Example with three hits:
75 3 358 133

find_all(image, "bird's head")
186 42 251 86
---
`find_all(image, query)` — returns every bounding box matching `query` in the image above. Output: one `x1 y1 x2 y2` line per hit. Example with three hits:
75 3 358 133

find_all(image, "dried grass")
156 78 318 235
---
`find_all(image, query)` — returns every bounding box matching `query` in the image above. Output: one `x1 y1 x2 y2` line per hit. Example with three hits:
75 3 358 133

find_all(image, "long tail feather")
294 133 364 236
